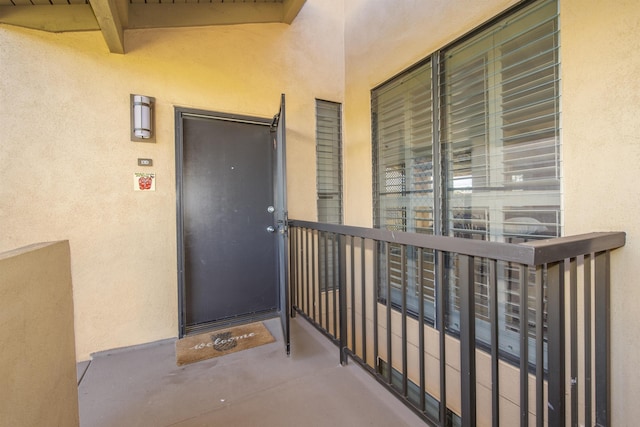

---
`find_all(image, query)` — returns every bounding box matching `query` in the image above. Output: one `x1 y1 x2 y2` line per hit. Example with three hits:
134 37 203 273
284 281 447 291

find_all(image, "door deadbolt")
266 226 276 233
267 206 275 213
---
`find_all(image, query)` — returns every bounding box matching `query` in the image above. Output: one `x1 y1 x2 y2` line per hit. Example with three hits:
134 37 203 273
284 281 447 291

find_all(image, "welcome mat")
175 321 275 366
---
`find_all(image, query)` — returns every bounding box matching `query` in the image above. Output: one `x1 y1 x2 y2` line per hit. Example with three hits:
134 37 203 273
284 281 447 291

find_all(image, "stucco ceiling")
0 0 306 53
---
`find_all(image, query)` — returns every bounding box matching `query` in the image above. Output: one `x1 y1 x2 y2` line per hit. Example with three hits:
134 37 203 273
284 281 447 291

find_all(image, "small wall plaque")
138 158 153 167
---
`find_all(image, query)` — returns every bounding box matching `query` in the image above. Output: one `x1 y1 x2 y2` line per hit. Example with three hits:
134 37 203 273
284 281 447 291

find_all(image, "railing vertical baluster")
361 237 367 365
535 265 544 427
351 235 356 353
385 242 392 385
547 260 566 426
316 232 319 323
418 248 426 414
331 233 343 339
307 230 312 319
460 254 476 427
324 232 329 332
594 250 610 427
304 228 309 316
519 264 529 427
401 245 408 397
373 241 379 372
311 231 316 322
299 228 303 313
290 227 296 312
489 259 500 427
339 234 348 365
437 250 447 425
584 254 592 427
570 257 578 427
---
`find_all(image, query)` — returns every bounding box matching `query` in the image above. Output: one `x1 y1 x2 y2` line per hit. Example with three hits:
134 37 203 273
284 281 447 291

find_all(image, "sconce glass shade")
131 94 155 142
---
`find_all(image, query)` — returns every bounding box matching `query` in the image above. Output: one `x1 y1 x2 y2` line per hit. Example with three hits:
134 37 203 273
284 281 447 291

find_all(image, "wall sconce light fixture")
131 94 155 142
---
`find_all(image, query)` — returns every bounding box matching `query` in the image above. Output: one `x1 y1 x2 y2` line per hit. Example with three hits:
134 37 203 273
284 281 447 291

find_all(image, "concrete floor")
77 316 426 427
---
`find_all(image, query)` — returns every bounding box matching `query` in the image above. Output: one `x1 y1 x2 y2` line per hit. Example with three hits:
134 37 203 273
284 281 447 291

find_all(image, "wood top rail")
288 220 626 266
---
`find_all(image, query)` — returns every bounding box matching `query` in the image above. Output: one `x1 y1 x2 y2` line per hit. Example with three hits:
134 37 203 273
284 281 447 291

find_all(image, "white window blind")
372 62 438 321
441 0 561 242
373 62 434 234
371 0 560 364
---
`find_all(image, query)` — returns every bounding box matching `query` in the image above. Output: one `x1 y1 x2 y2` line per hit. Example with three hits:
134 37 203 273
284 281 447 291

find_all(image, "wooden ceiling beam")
88 0 125 54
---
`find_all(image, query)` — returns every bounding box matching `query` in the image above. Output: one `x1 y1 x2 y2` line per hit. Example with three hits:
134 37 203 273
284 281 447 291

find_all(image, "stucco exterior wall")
560 1 640 424
0 241 79 427
0 0 344 360
342 0 640 425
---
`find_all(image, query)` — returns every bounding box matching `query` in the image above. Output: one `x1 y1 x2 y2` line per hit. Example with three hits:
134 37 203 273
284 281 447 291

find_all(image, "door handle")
266 226 276 233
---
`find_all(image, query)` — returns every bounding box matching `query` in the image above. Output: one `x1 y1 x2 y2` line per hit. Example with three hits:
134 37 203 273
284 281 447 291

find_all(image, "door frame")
175 107 277 338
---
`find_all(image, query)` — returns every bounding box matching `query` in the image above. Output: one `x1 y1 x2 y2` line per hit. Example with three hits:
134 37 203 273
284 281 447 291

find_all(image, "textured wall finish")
0 0 344 360
0 241 79 427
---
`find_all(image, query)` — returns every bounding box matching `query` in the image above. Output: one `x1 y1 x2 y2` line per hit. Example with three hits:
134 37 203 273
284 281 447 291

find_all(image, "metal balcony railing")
288 220 625 427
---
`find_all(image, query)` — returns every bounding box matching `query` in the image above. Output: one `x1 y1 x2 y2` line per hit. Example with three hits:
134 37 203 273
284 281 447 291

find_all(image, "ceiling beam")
88 0 124 54
282 0 306 25
0 5 99 32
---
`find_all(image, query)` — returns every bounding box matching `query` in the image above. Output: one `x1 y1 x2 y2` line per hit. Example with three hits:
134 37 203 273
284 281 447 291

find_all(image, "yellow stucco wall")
0 0 343 360
561 1 640 424
342 0 640 425
0 241 79 427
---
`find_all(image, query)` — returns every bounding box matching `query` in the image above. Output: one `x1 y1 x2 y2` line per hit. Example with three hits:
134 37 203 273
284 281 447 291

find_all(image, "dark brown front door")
177 111 278 334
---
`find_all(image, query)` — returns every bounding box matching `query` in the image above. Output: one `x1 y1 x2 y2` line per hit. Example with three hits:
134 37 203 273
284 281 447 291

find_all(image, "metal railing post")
595 251 610 427
460 254 477 427
547 260 566 426
339 233 348 365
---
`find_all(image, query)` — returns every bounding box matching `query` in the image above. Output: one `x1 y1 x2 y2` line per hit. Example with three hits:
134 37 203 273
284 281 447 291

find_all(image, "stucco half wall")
0 241 79 427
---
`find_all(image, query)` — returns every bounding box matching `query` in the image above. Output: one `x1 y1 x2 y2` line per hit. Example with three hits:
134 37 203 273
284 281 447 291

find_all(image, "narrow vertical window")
316 100 342 292
316 99 343 224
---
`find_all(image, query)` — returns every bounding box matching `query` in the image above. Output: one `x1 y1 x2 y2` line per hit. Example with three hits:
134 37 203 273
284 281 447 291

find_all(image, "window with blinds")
316 100 343 224
441 0 561 241
372 0 560 364
372 61 438 321
316 99 343 291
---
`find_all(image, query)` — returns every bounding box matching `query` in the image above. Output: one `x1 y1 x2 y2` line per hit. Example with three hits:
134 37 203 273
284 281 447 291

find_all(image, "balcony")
288 220 625 427
10 227 625 426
